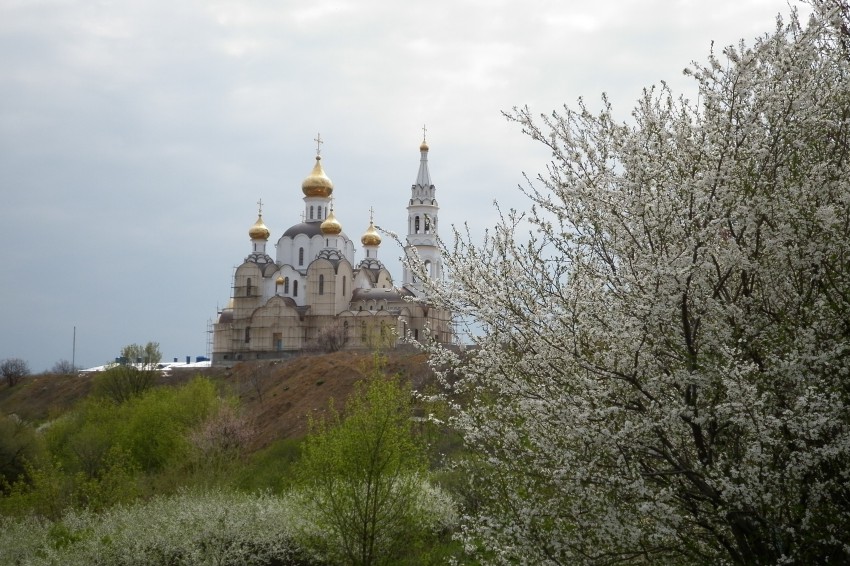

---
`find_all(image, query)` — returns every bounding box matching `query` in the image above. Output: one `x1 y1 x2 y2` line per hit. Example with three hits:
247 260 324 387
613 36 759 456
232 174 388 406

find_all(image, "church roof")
351 287 413 303
281 221 324 239
415 138 432 188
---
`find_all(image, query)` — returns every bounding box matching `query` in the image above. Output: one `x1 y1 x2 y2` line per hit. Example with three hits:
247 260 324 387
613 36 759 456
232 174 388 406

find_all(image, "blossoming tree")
419 2 850 563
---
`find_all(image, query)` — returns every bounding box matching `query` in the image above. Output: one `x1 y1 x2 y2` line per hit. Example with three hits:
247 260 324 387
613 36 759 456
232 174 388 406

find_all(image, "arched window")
342 276 347 296
343 320 349 339
361 321 367 343
284 277 289 294
318 274 324 295
299 247 304 266
424 260 432 279
424 214 431 234
244 327 251 343
293 280 298 297
246 278 252 297
309 206 314 220
318 206 322 218
414 216 420 233
414 328 419 341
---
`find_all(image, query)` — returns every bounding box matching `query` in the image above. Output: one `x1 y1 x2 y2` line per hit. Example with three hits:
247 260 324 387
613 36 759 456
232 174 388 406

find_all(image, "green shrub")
0 413 45 491
235 437 304 493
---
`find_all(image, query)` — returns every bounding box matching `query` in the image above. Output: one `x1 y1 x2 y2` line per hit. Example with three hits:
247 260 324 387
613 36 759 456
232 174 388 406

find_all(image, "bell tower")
403 129 442 292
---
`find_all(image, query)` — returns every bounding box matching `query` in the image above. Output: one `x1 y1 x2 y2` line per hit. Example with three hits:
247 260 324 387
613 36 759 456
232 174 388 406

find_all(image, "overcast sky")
0 0 806 371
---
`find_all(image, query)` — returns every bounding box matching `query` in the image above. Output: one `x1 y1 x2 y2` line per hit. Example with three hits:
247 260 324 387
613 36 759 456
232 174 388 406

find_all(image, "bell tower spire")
403 131 442 292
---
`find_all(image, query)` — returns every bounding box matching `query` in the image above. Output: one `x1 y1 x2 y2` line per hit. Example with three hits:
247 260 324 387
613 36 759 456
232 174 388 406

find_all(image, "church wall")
335 262 354 311
306 259 340 317
376 270 393 289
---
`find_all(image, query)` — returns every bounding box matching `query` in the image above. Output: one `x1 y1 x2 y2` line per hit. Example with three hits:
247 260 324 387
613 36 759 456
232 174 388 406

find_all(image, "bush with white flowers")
0 489 311 566
416 1 850 564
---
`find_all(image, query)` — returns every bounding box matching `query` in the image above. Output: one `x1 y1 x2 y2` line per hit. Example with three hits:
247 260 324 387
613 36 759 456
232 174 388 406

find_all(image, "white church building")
211 136 452 365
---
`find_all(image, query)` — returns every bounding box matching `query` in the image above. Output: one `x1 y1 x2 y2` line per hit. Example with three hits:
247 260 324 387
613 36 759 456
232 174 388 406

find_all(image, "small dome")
218 298 235 323
321 209 342 235
302 156 334 198
249 214 270 240
419 139 429 152
361 221 381 246
276 276 285 285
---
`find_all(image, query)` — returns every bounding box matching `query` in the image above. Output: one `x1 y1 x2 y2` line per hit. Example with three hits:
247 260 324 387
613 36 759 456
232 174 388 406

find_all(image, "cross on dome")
257 198 264 216
314 132 323 156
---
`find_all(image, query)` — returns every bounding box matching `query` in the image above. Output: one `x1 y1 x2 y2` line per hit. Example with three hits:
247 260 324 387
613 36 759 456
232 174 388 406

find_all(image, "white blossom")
419 2 850 563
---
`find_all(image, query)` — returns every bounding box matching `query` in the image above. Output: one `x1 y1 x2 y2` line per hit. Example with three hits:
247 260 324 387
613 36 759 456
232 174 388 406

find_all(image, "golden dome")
361 221 381 246
249 214 270 240
320 209 342 235
302 156 334 198
276 276 285 285
419 139 429 152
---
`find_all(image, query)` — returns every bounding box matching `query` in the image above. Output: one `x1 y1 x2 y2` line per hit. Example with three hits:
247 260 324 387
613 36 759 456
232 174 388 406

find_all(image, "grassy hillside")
0 349 436 452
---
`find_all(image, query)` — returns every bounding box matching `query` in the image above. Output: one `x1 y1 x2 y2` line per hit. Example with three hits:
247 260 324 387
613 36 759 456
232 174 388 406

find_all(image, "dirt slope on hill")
0 349 435 451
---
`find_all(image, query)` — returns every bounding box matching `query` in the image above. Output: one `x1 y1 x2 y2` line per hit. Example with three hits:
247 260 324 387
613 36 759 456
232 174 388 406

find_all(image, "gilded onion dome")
275 275 285 285
249 214 270 240
419 139 429 152
361 220 381 246
302 156 334 198
320 209 342 235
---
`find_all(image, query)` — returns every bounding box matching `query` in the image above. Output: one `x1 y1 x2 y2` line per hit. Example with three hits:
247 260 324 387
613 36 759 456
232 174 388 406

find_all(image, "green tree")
93 342 162 403
0 414 45 492
294 356 430 566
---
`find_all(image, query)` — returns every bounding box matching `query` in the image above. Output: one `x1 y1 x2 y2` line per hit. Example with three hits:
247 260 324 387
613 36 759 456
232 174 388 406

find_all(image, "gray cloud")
0 0 803 370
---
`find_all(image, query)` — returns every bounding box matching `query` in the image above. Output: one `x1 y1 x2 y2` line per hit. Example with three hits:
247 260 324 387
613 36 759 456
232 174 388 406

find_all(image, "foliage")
1 358 30 387
0 414 45 492
49 360 76 375
419 2 850 564
0 459 71 520
188 402 255 481
234 437 304 493
92 342 162 403
293 355 451 565
119 342 162 369
0 489 313 566
312 325 349 353
1 378 224 518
